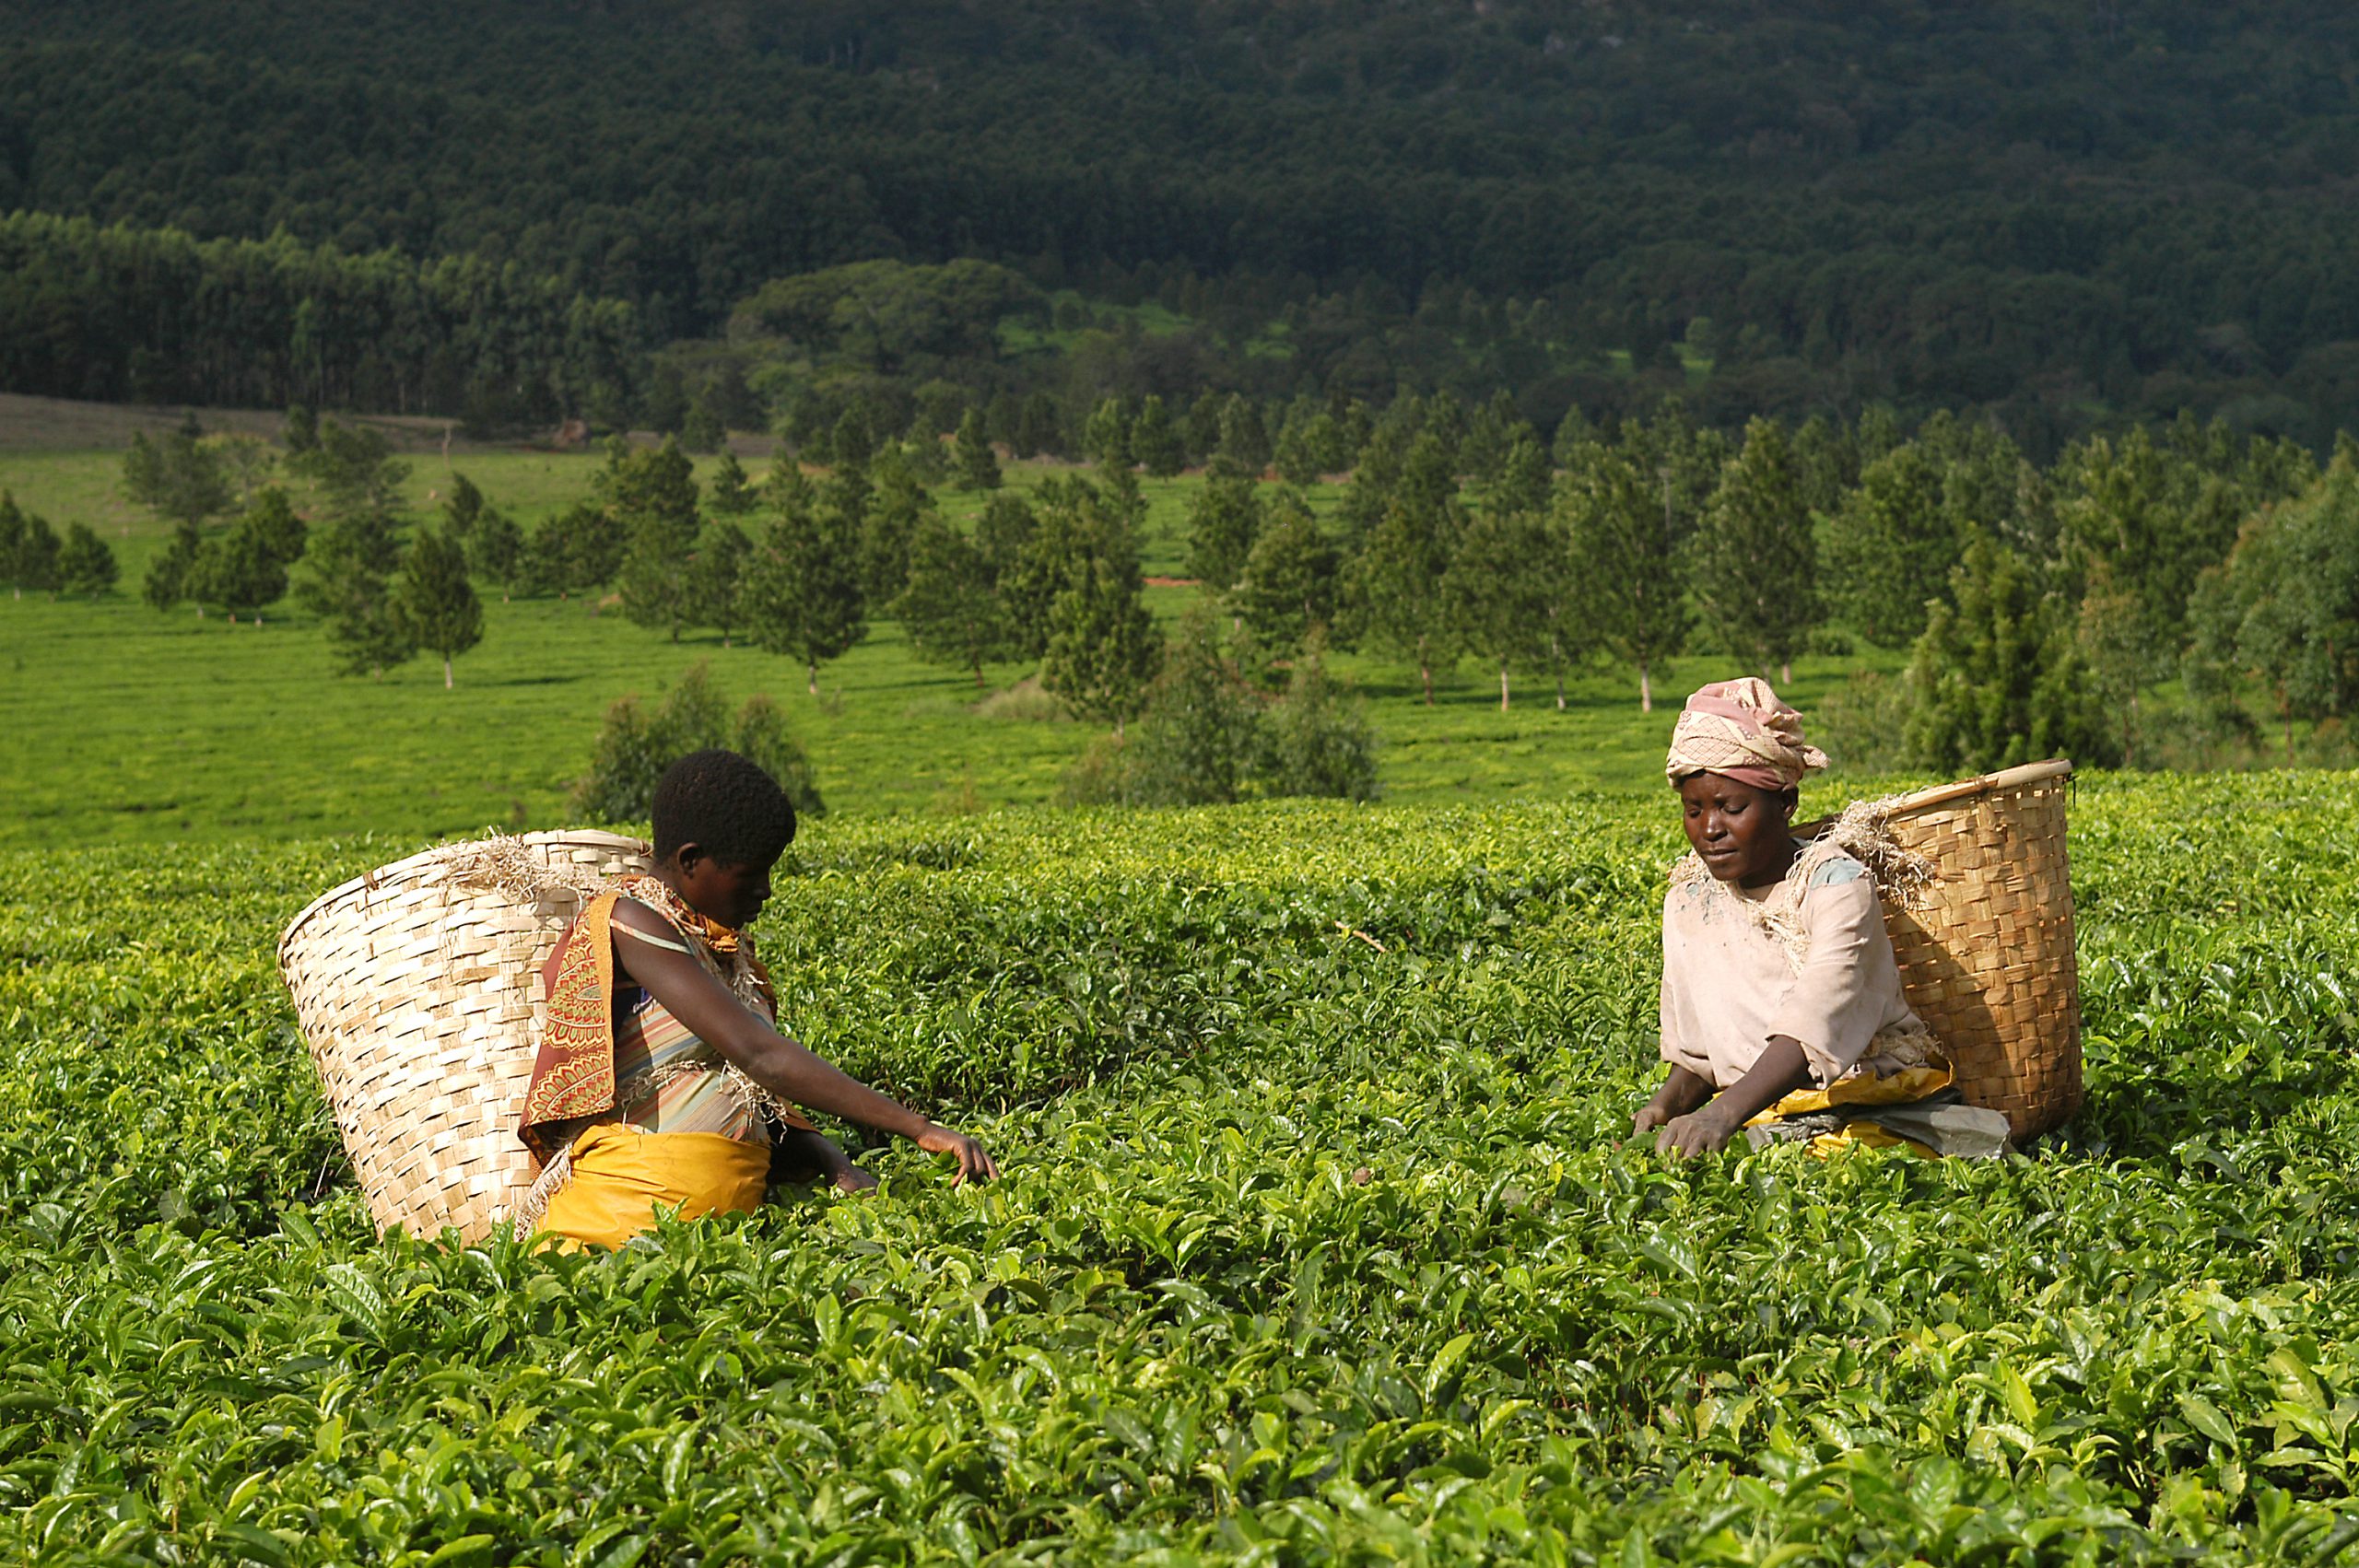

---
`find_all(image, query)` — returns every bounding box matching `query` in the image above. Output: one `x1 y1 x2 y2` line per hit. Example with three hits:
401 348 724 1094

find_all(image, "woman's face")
666 846 776 930
1677 772 1798 886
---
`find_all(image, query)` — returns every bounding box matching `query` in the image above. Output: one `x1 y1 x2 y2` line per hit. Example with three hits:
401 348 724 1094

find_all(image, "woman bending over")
522 749 996 1248
1634 680 2010 1161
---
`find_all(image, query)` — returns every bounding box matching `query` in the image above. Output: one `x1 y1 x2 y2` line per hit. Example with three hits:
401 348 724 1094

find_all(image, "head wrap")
1664 677 1828 793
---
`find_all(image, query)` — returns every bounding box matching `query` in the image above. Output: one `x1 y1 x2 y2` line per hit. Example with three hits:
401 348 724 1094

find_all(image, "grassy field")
0 417 1903 850
6 779 2359 1562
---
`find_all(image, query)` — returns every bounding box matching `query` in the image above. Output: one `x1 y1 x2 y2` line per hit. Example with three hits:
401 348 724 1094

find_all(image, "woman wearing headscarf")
1634 679 2011 1160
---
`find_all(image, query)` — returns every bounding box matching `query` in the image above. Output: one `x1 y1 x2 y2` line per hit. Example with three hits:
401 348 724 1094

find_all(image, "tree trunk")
1420 661 1434 705
1639 661 1653 712
443 656 454 689
1499 664 1510 712
1555 670 1567 711
1780 659 1792 686
973 661 987 687
808 660 820 696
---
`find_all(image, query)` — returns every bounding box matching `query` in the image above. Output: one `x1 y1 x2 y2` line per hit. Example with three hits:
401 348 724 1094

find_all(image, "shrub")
1123 608 1264 805
1257 634 1379 802
571 661 826 824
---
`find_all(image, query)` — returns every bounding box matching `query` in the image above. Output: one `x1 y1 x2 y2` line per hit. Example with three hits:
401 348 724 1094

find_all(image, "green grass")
6 779 2359 1562
0 441 1911 849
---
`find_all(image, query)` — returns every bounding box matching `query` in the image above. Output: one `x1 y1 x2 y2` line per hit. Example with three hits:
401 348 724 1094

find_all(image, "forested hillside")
6 1 2359 441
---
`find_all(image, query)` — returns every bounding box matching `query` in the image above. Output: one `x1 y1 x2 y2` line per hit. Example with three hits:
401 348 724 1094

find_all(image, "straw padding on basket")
1862 759 2081 1140
278 831 654 1242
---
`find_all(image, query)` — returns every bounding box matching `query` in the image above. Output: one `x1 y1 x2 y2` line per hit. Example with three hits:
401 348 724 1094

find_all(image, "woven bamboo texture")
278 831 653 1241
1839 759 2080 1139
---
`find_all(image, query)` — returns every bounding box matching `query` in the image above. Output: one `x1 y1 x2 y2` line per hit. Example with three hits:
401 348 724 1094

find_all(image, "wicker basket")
1811 758 2081 1139
278 831 654 1241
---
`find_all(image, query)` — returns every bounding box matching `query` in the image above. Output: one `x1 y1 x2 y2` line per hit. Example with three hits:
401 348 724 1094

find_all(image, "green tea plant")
5 778 2359 1562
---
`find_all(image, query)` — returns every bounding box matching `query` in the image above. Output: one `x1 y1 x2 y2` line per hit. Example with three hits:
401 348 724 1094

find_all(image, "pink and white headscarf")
1664 678 1828 793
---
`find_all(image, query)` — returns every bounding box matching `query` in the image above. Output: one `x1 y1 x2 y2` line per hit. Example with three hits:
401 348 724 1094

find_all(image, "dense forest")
6 2 2359 444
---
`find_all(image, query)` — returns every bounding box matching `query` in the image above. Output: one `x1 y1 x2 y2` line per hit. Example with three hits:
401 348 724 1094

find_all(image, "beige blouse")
1659 846 1934 1090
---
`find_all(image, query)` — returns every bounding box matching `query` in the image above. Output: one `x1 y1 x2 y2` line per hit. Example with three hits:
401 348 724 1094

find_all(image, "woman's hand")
1631 1097 1677 1139
916 1123 999 1185
1655 1106 1744 1160
1630 1064 1715 1142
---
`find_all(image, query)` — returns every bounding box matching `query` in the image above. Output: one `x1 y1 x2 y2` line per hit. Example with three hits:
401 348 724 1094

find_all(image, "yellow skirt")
534 1123 769 1252
1748 1061 1955 1158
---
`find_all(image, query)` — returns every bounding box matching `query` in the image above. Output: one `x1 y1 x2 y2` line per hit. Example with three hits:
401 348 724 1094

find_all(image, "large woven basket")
278 831 654 1241
1811 758 2081 1139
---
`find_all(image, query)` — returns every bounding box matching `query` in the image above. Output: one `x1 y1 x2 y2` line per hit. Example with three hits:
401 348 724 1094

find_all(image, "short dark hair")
651 748 796 866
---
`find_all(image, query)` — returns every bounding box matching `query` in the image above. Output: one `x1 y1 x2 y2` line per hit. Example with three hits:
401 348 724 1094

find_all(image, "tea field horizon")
8 779 2359 1562
0 415 1923 850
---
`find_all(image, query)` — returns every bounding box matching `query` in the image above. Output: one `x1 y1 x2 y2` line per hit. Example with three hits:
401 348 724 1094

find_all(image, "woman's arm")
1653 1034 1813 1158
614 901 997 1182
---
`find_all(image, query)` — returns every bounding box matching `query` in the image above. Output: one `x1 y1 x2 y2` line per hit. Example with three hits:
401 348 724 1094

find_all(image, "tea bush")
5 778 2358 1562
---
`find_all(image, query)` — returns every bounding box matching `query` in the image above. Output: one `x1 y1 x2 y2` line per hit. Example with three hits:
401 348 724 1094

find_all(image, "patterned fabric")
1664 677 1828 792
517 874 808 1164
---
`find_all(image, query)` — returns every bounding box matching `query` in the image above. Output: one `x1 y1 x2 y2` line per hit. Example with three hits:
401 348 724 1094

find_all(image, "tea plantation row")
5 780 2357 1563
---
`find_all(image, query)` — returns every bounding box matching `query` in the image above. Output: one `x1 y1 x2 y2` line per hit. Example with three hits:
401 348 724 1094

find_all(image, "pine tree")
857 451 930 604
1014 393 1061 460
56 523 118 598
1339 421 1407 544
188 514 289 623
1551 407 1598 468
393 528 485 687
1184 469 1263 591
708 451 758 516
242 487 309 568
1483 435 1553 519
1230 497 1340 659
954 408 1003 490
975 490 1038 590
1348 434 1461 704
611 439 705 640
679 398 725 455
2186 456 2359 760
1822 442 1960 647
1215 395 1272 474
1131 395 1185 478
744 496 866 696
296 464 410 673
1906 533 2114 771
1042 533 1162 735
1690 417 1817 684
284 404 320 454
530 500 626 599
1558 435 1688 711
1083 397 1133 470
145 522 203 612
688 520 753 647
468 506 525 598
1442 508 1557 710
123 419 232 528
0 494 61 599
293 419 406 532
1182 391 1225 465
440 474 485 538
997 482 1092 660
897 512 1014 685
